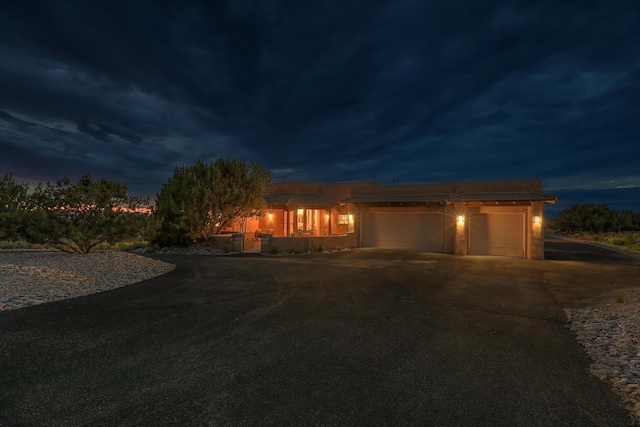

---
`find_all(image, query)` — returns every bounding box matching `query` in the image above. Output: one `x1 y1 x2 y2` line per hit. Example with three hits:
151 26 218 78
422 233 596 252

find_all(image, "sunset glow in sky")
1 1 639 213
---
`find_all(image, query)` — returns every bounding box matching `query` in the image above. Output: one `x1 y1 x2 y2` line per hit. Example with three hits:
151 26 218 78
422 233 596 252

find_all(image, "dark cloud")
0 0 639 210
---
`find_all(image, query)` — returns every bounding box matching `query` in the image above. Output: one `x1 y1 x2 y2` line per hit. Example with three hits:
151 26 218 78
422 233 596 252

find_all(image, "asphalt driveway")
1 241 639 426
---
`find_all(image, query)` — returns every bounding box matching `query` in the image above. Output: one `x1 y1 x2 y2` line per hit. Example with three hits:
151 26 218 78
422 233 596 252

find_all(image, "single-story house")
247 179 557 259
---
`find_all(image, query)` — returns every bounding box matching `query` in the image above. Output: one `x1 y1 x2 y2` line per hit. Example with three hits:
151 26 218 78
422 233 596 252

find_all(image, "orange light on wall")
534 215 541 224
268 213 273 220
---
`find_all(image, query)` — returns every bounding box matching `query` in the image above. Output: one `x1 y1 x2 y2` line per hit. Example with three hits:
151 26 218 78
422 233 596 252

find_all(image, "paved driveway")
1 242 638 426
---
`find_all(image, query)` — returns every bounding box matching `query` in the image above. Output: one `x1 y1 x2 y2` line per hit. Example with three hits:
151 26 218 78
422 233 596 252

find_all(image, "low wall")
207 234 236 252
261 233 358 254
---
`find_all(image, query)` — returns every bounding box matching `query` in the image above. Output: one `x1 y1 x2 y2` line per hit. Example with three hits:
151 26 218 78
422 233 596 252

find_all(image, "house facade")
250 179 557 259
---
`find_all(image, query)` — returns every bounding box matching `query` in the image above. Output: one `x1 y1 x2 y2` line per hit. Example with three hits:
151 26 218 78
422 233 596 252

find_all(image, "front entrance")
284 209 330 237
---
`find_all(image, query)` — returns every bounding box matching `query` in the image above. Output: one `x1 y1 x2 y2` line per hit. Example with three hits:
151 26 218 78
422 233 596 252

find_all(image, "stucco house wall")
263 179 556 259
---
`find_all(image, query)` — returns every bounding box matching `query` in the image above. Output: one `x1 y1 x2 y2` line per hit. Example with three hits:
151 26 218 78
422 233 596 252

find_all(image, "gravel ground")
0 250 175 311
565 289 640 421
552 235 640 421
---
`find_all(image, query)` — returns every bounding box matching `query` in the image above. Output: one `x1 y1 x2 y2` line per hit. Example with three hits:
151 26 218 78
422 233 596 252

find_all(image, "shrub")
611 237 628 246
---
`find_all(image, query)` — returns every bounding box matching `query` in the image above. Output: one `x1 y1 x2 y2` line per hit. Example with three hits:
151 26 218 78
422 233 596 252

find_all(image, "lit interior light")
534 215 541 224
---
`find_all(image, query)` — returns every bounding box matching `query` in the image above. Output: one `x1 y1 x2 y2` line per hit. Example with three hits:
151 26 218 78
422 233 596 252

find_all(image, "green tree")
154 159 272 245
553 203 637 233
0 173 30 240
23 175 152 253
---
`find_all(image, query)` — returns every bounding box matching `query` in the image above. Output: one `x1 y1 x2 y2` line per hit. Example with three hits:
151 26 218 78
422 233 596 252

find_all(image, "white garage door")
469 213 524 257
361 212 444 252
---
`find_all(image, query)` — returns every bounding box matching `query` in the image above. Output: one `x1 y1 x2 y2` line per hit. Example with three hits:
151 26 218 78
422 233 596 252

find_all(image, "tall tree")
24 175 152 253
0 173 30 240
154 159 272 245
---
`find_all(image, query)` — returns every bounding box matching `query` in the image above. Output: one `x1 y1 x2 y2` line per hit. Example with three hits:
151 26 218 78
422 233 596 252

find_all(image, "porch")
258 192 354 237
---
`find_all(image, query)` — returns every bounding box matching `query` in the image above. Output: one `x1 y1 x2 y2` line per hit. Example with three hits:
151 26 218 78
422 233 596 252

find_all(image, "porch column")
303 209 307 234
529 201 544 260
453 202 467 255
285 209 289 237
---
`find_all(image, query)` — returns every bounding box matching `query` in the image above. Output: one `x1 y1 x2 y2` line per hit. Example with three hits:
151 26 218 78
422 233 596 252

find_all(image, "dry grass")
613 289 626 303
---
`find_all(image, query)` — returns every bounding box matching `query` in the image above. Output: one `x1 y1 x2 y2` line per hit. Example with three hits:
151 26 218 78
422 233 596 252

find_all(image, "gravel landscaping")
0 250 175 311
565 289 640 421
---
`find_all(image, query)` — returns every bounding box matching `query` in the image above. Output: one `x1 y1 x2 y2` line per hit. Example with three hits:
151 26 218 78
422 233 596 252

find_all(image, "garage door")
361 212 444 252
469 213 524 257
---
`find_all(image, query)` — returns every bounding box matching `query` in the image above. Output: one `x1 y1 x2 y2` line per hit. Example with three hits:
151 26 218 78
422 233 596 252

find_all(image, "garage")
361 212 444 252
468 213 525 257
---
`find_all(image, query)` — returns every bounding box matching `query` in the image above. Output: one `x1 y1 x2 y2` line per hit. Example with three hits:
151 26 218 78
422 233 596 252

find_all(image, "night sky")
1 1 639 215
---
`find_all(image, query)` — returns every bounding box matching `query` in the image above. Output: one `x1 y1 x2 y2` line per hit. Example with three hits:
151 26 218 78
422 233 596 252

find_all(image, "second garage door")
361 212 444 252
468 213 525 257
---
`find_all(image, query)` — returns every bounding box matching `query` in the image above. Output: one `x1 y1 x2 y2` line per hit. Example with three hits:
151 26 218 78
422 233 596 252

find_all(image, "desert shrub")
611 237 628 246
15 175 152 253
628 243 640 252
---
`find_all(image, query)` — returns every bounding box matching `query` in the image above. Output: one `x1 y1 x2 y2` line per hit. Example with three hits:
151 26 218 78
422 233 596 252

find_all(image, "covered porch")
261 192 343 237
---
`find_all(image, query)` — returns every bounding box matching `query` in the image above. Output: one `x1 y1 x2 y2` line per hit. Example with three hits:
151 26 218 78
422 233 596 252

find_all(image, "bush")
611 237 629 246
554 204 640 233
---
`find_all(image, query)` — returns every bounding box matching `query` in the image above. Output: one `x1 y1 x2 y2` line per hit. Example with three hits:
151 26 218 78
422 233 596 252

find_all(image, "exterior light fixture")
534 215 541 224
457 215 464 223
268 213 273 220
348 214 354 221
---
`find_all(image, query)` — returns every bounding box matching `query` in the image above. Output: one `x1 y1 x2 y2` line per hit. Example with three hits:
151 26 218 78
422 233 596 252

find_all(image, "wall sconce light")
326 214 329 220
534 215 541 224
349 214 354 221
457 215 464 223
268 213 273 220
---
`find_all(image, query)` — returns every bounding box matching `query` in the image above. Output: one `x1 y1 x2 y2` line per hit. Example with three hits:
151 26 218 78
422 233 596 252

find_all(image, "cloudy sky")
1 1 639 212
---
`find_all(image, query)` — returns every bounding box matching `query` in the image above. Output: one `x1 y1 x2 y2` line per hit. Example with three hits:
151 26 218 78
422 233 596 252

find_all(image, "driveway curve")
1 242 638 426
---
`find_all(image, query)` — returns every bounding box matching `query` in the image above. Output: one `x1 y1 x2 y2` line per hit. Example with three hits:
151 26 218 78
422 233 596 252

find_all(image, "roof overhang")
264 192 340 208
342 192 558 205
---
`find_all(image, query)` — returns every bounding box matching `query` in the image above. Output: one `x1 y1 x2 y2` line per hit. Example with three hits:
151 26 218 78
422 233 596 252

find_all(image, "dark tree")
154 159 272 246
0 173 30 240
24 175 152 253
